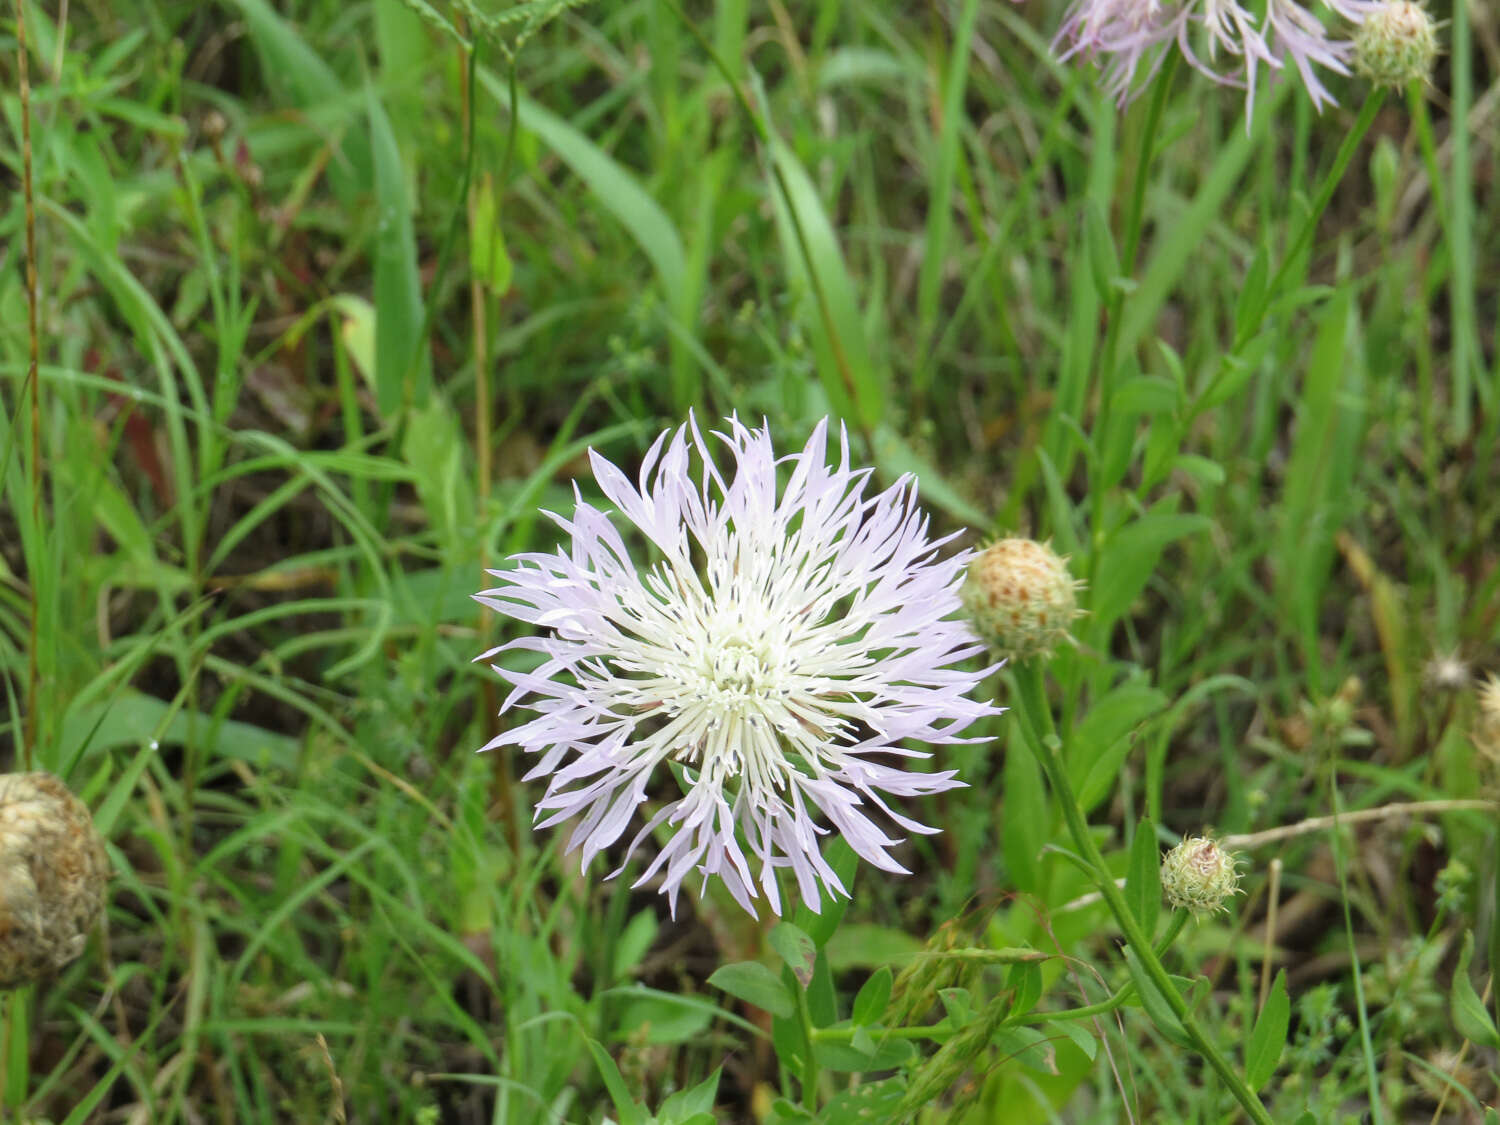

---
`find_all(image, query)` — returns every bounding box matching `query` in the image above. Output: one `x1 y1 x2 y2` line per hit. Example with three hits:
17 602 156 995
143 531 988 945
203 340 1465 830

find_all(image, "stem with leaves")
1011 661 1275 1125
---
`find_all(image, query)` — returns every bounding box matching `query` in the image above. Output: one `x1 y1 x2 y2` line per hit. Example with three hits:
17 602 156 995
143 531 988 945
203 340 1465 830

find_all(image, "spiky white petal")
475 417 999 917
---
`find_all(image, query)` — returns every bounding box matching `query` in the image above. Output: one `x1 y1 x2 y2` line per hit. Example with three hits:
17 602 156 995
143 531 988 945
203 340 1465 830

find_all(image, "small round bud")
0 773 110 989
1355 2 1438 88
1161 835 1241 917
961 538 1081 661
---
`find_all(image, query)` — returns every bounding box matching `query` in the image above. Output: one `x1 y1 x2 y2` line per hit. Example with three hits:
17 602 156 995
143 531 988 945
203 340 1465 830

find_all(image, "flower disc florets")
1162 835 1242 917
475 417 999 917
961 538 1081 661
1354 1 1438 87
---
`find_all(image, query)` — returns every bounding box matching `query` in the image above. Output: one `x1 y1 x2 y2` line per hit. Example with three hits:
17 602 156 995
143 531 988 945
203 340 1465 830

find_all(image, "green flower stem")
1011 662 1274 1125
795 977 820 1110
1191 89 1386 419
1017 911 1190 1026
1257 88 1386 325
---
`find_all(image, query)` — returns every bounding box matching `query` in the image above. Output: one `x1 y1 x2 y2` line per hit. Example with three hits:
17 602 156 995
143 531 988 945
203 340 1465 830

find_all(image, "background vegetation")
0 0 1496 1120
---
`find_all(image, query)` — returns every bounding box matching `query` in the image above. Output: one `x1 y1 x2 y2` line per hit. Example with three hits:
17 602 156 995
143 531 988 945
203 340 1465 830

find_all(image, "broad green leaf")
994 1026 1058 1074
1452 932 1500 1049
770 923 817 989
368 85 429 417
1245 970 1291 1090
1089 508 1211 635
709 962 794 1019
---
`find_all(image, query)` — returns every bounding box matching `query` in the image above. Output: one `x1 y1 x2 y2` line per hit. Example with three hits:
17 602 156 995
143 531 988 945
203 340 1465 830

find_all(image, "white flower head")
1055 0 1383 116
475 416 999 917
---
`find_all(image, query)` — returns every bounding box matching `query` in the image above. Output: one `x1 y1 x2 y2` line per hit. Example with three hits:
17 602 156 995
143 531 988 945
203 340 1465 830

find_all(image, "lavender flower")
1056 0 1382 114
475 417 997 917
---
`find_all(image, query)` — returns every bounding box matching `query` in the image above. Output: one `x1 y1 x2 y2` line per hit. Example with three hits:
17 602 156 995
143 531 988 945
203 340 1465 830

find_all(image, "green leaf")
1083 198 1121 307
469 174 513 295
229 0 371 205
994 1026 1058 1075
1126 817 1161 942
852 966 893 1027
1071 681 1169 812
769 923 817 989
708 962 795 1019
1007 960 1043 1019
585 1037 645 1125
766 134 886 431
1245 970 1291 1090
1122 946 1191 1049
816 1034 917 1072
1089 507 1211 635
657 1067 721 1121
368 85 429 417
1452 932 1500 1049
1050 1019 1098 1062
476 68 687 318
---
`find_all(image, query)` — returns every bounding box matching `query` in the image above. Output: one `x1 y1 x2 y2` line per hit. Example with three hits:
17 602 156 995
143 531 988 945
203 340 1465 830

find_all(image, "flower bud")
1161 835 1241 917
960 538 1081 661
1355 2 1439 88
0 773 110 989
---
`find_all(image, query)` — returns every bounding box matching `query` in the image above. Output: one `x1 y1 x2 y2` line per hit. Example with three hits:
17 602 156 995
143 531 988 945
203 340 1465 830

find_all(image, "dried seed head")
1161 835 1241 917
1423 651 1469 693
0 773 110 989
1355 1 1439 88
960 538 1082 661
1475 673 1500 761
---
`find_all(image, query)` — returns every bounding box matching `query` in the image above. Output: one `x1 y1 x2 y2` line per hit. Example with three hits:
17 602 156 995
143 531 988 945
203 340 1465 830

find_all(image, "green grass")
1 0 1497 1121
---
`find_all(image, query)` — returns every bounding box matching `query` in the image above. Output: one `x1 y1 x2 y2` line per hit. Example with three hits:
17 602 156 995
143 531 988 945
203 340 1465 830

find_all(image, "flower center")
703 633 783 708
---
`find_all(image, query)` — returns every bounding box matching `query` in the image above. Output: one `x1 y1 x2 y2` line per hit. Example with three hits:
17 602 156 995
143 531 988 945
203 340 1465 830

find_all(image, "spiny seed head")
1161 835 1241 917
1355 1 1438 88
960 538 1081 661
1479 673 1500 729
0 773 110 989
1475 673 1500 761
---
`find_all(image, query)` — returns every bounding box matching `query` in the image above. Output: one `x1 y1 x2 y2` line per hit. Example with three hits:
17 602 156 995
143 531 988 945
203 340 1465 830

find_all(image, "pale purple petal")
473 416 1002 917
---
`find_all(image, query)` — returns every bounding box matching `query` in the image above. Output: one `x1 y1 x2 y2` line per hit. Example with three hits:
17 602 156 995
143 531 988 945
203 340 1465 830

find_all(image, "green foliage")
0 0 1495 1120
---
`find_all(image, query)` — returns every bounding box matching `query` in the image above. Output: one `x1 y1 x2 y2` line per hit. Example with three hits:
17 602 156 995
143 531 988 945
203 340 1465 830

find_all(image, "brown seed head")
0 773 110 989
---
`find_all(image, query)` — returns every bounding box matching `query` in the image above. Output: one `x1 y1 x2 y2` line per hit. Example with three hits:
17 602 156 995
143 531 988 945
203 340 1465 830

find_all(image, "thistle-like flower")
475 417 998 917
961 537 1082 662
1354 1 1438 87
1161 835 1242 916
1056 0 1383 115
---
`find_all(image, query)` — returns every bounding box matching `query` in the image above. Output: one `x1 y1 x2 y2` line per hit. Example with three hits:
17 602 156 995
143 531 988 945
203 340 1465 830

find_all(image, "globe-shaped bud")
1355 2 1438 88
1161 836 1241 917
961 538 1081 661
0 773 110 989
